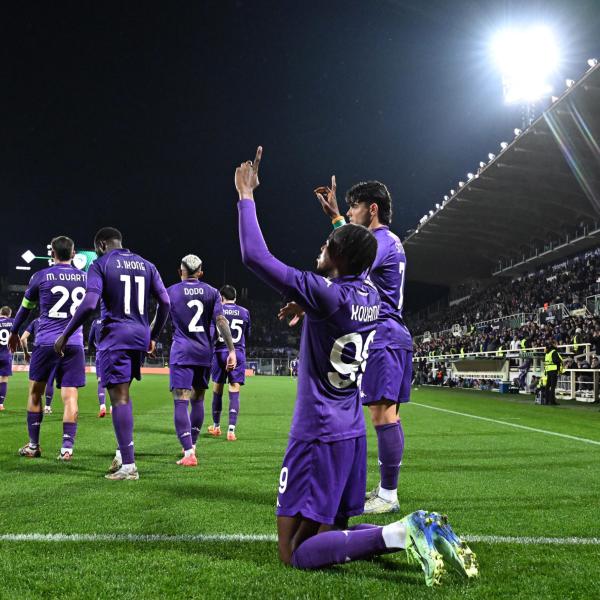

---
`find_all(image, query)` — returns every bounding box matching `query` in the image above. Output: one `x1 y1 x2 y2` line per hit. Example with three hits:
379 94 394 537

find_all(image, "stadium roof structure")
403 61 600 287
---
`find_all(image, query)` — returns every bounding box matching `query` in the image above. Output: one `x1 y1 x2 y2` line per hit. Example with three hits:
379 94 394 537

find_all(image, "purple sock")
98 381 106 406
190 400 204 445
62 422 78 450
111 402 135 465
291 527 387 570
376 421 404 491
27 410 44 446
45 383 54 407
228 391 240 427
174 399 193 451
0 381 7 404
212 392 222 425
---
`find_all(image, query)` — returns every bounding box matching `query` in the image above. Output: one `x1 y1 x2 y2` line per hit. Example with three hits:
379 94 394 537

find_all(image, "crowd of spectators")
408 249 600 337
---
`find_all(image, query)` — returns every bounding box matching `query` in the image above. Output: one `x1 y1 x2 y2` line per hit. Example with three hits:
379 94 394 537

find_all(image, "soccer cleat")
105 466 139 481
176 453 198 467
107 455 122 474
98 405 107 418
227 431 237 441
402 510 445 587
363 494 400 514
44 406 53 415
428 512 479 579
208 425 222 437
365 483 380 501
18 444 42 458
57 449 73 461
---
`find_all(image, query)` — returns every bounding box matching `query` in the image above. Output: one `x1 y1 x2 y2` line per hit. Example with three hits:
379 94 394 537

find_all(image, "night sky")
2 1 600 306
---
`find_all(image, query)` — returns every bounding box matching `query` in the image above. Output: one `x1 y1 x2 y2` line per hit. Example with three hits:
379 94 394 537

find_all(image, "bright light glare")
492 26 559 103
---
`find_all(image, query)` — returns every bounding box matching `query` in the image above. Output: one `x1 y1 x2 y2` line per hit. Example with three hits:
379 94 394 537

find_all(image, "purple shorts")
94 354 103 382
361 346 412 405
0 355 12 377
276 435 366 525
97 349 144 387
211 349 246 385
170 365 210 391
29 345 85 388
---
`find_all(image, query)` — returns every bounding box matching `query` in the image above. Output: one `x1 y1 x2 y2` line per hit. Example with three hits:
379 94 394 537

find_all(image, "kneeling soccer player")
234 148 478 585
167 255 236 466
209 285 250 441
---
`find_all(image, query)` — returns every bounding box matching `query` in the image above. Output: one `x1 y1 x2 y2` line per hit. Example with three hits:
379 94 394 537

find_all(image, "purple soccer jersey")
214 303 251 351
21 264 87 347
88 318 102 351
239 200 381 443
86 249 167 351
167 279 223 366
0 317 15 359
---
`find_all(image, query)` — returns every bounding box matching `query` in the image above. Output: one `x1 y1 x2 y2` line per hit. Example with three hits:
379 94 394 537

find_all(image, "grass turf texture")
0 373 599 599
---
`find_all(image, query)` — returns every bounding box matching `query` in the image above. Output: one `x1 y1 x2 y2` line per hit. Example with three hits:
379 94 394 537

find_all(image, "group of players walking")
0 231 249 476
0 146 479 586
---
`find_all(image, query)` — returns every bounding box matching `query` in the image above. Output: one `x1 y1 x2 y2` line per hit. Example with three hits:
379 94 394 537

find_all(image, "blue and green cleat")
402 510 445 587
428 512 479 579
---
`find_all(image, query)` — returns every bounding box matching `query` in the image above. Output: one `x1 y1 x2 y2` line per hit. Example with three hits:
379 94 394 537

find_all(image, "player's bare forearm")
216 316 235 352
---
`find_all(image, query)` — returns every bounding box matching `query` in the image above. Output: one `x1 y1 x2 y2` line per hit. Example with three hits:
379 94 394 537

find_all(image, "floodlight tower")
492 26 559 128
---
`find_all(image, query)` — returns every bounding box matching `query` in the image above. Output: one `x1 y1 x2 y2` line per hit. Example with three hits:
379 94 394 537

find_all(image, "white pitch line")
0 533 599 545
411 402 600 447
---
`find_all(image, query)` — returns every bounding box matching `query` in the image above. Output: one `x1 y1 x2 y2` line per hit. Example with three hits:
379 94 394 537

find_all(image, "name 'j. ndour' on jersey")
86 249 166 352
214 303 251 351
167 279 224 366
369 226 412 351
238 199 381 444
22 264 87 347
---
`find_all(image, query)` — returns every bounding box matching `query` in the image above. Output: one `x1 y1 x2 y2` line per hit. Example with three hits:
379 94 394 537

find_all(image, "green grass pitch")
1 373 599 599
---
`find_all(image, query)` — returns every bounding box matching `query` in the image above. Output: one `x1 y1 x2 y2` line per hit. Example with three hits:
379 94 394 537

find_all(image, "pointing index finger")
253 146 263 173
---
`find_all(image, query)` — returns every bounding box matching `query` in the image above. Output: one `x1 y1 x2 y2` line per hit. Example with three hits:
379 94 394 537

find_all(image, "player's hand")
226 349 237 372
54 335 66 357
278 302 305 327
147 340 157 358
235 146 262 200
23 348 31 363
314 175 340 220
8 333 21 353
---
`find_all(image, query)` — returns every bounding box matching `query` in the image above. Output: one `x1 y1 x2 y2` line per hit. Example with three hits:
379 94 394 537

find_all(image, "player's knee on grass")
368 400 398 426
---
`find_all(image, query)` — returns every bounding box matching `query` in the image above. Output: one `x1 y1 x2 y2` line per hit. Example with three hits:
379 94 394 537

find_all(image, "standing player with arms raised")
0 306 15 411
20 318 57 414
55 227 170 480
233 147 467 587
209 285 250 441
88 316 108 417
9 236 87 460
167 255 236 466
313 177 412 515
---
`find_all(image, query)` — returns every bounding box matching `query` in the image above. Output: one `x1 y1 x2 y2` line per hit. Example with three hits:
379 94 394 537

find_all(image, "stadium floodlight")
21 250 36 264
488 153 496 161
467 172 474 180
551 95 559 102
443 195 449 201
500 141 508 150
458 181 465 188
479 161 486 168
435 203 441 210
429 210 435 216
450 189 455 195
565 78 575 88
514 128 522 136
588 58 598 68
492 26 559 104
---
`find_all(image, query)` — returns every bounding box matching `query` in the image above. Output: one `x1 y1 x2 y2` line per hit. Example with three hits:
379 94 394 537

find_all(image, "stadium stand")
403 61 600 402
